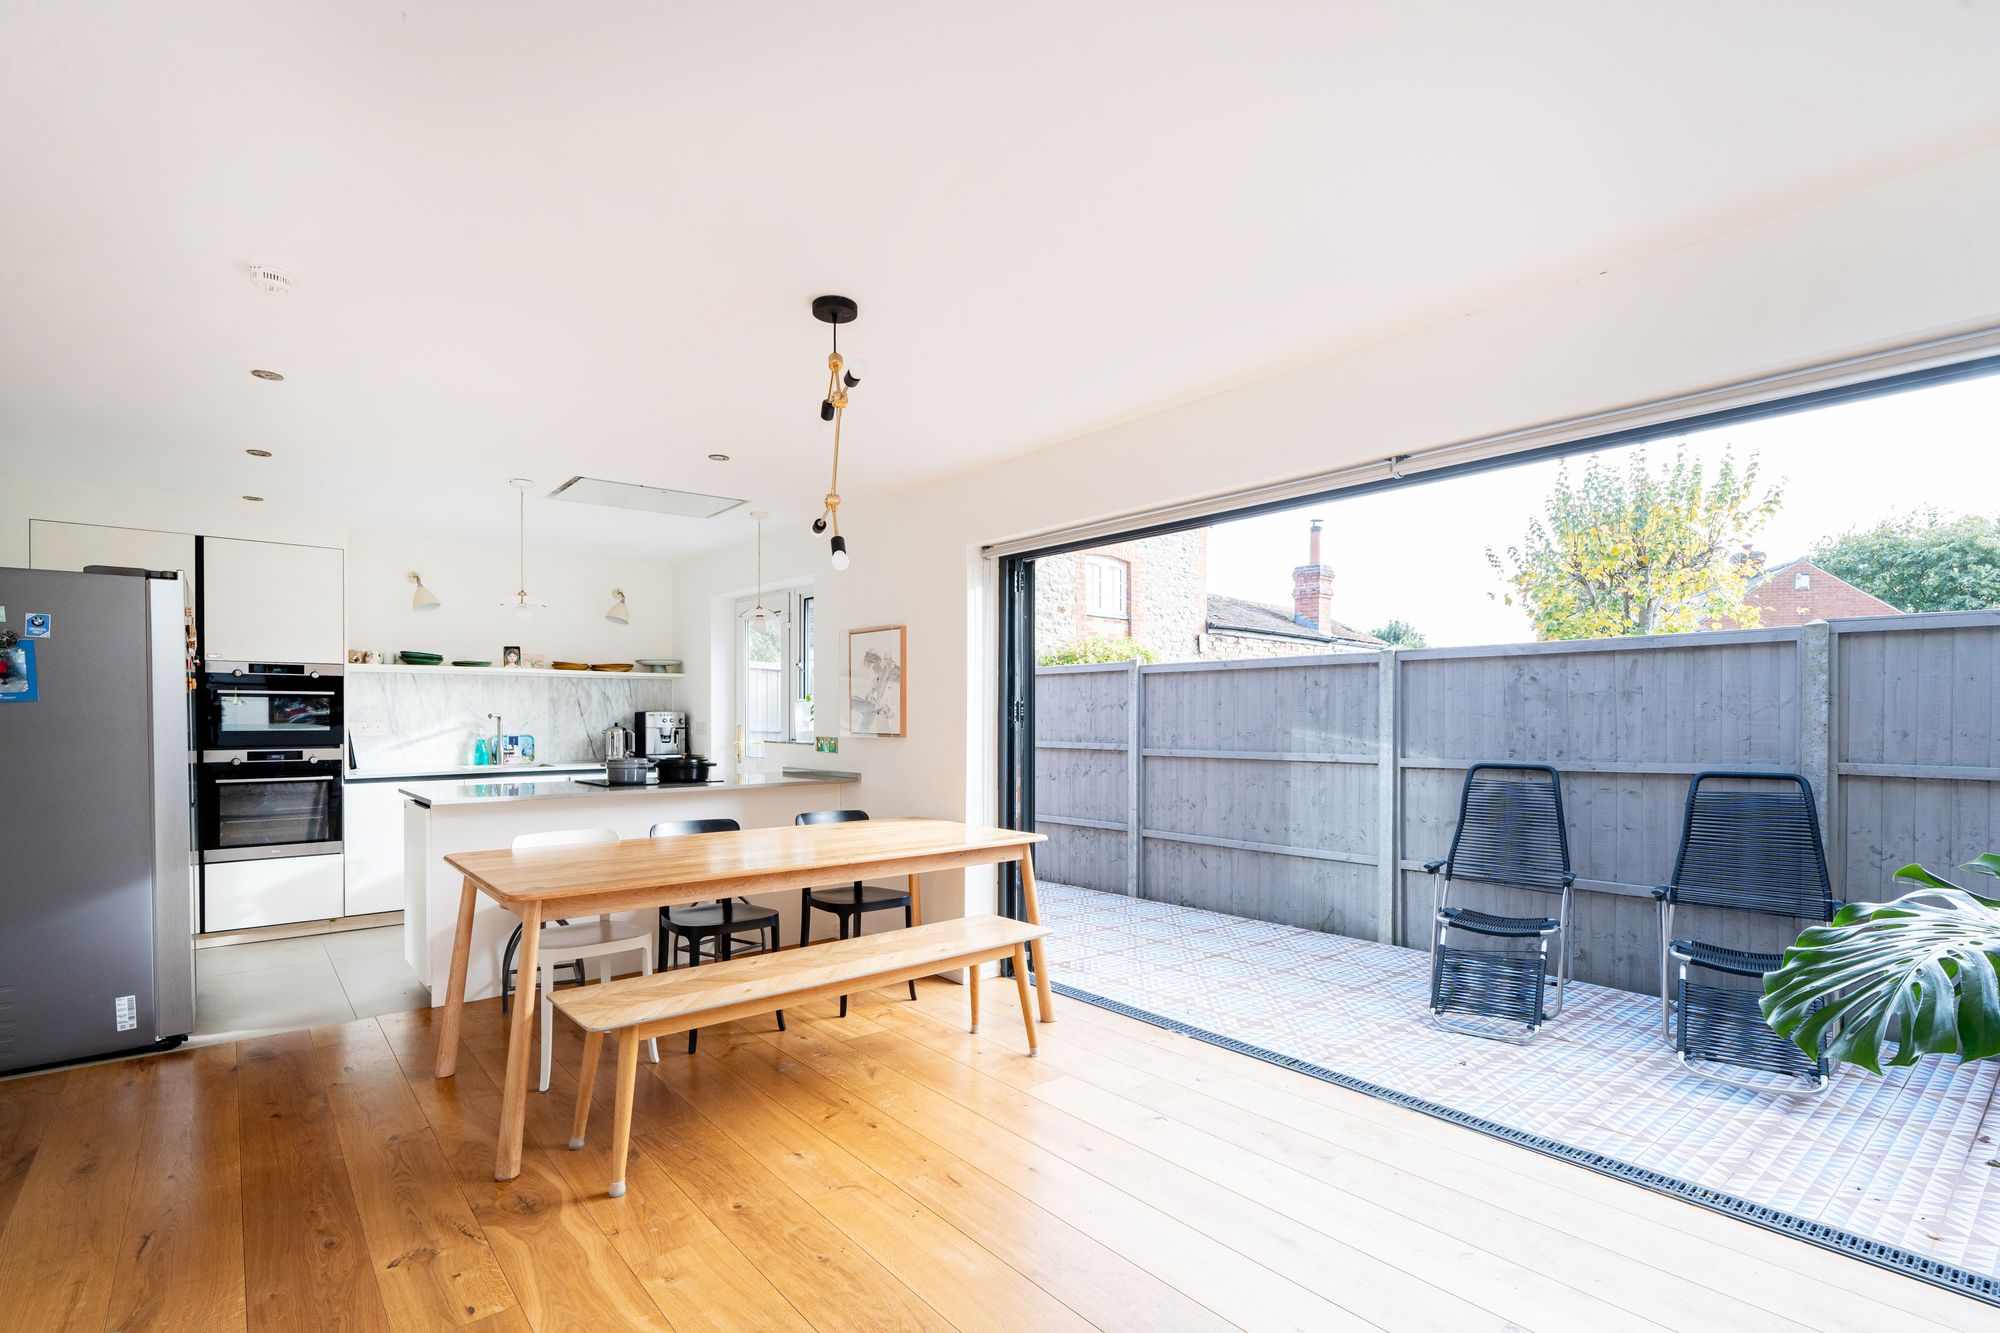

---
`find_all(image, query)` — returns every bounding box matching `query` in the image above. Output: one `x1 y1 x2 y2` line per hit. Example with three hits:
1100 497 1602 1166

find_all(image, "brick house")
1037 520 1385 662
1704 557 1900 630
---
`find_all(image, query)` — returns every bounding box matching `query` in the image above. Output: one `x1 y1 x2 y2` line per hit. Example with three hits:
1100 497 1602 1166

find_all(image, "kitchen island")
402 770 858 1003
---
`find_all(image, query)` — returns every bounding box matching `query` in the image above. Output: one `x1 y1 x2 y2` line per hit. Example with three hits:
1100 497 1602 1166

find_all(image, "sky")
1200 369 2000 646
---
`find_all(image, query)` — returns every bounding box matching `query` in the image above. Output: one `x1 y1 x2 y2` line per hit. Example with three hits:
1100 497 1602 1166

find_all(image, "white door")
202 537 345 664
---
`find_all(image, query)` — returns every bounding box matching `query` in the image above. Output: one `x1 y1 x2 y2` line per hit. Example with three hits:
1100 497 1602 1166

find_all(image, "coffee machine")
635 710 687 758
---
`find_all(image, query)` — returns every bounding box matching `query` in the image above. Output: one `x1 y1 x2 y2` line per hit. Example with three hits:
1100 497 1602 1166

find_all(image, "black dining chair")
649 817 785 1053
795 809 917 1015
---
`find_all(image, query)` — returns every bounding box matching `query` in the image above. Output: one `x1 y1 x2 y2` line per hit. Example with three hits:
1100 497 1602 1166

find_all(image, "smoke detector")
248 264 293 295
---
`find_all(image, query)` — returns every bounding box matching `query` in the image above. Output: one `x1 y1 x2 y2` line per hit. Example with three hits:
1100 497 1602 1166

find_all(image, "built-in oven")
195 750 344 863
199 661 343 753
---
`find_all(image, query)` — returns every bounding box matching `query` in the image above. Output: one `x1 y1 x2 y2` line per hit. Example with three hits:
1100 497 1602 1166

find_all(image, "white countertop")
401 770 854 807
347 761 606 784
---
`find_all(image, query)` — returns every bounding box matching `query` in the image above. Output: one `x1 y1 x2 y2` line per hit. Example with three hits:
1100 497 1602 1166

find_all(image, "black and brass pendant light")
809 295 863 570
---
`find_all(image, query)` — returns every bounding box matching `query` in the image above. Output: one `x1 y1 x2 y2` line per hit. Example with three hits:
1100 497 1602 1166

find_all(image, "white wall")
0 479 685 664
674 144 2000 926
345 528 676 666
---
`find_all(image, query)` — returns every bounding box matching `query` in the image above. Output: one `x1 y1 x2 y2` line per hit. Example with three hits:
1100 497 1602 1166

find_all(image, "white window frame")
1085 555 1129 619
735 588 815 746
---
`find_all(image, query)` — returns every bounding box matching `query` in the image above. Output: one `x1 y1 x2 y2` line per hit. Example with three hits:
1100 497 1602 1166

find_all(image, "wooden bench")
553 914 1052 1196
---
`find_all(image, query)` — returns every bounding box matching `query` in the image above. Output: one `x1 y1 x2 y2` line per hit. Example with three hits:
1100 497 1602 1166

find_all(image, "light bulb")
514 603 533 621
842 358 867 389
829 534 850 571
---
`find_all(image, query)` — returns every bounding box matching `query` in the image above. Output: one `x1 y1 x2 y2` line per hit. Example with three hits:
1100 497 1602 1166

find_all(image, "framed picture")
848 625 906 737
502 645 522 668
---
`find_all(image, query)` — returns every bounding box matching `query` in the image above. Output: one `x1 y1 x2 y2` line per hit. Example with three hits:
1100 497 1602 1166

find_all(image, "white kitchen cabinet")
203 854 345 931
201 537 345 665
342 780 410 917
29 519 196 576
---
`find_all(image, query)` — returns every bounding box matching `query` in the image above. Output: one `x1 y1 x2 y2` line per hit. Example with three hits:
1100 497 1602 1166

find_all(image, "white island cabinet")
402 772 857 1005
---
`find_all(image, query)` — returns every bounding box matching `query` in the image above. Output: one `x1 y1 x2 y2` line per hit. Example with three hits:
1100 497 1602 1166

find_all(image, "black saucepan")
654 755 719 784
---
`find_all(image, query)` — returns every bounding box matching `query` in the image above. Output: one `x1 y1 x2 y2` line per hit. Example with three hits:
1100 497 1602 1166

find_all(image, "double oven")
195 662 345 929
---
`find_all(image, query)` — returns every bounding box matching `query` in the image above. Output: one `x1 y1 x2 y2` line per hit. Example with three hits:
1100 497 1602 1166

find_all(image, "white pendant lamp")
740 511 783 624
499 479 547 619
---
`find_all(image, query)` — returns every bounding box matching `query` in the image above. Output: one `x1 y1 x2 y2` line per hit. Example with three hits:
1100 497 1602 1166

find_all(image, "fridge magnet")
23 613 51 638
0 639 40 703
848 625 906 737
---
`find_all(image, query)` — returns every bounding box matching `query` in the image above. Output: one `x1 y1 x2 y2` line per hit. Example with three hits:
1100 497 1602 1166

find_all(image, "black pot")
605 756 653 785
654 755 718 785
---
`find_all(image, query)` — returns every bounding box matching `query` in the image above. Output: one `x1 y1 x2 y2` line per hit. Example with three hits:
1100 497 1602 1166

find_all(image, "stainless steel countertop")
400 771 852 808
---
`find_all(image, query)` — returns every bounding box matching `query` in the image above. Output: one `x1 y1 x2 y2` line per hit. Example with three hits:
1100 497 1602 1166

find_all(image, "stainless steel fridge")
0 566 195 1073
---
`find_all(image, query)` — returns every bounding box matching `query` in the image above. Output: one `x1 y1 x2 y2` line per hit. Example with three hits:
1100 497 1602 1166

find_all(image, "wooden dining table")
433 817 1051 1180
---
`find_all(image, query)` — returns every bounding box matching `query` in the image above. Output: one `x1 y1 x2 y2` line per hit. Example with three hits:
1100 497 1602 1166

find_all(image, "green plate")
451 660 492 668
399 651 444 665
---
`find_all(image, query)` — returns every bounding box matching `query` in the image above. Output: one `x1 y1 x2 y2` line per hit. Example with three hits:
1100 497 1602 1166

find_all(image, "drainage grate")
1045 977 2000 1308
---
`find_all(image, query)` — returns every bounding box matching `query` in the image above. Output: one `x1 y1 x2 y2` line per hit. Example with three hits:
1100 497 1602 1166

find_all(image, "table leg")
968 955 981 1034
494 900 543 1181
434 878 478 1078
1018 851 1055 1023
907 872 922 926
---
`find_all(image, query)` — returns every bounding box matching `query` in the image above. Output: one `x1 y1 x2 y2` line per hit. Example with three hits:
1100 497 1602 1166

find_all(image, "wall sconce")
605 588 630 624
408 572 441 611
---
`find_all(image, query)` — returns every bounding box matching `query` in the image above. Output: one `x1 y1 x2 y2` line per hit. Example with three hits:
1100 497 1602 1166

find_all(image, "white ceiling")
4 2 1999 561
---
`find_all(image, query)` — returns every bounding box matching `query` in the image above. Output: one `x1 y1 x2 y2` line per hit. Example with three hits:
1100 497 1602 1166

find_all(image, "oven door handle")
211 775 337 784
212 689 339 697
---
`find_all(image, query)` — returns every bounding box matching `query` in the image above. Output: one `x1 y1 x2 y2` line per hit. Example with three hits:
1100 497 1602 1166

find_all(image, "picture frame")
847 624 906 737
502 645 522 668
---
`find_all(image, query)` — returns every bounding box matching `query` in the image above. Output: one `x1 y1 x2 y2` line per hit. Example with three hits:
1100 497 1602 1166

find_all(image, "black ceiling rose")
812 294 859 324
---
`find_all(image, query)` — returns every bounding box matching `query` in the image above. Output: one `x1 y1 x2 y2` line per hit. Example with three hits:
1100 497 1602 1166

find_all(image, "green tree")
1809 509 2000 612
1039 636 1157 667
1370 619 1427 648
1488 445 1782 641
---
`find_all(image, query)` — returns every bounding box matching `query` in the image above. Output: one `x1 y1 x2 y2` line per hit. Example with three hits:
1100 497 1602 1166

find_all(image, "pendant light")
809 295 863 571
741 511 783 624
500 479 547 619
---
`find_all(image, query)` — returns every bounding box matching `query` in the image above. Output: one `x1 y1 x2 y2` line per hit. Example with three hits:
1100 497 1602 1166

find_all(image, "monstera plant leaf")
1761 856 2000 1076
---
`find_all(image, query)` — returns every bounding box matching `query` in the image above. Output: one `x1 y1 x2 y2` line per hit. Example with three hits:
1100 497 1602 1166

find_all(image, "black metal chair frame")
1655 771 1838 1096
1424 763 1576 1043
796 809 917 1016
649 818 785 1053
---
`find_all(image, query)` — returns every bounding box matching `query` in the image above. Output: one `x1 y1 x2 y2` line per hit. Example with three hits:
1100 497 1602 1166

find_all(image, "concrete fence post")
1127 656 1143 898
1377 647 1400 945
1798 621 1836 889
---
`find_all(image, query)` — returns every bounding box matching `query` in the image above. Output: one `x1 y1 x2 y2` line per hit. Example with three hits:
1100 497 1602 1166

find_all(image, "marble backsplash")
345 670 683 771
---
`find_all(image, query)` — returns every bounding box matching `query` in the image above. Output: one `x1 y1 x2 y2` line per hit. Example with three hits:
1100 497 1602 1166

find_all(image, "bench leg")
968 958 981 1034
609 1029 640 1198
570 1029 603 1150
1011 944 1038 1057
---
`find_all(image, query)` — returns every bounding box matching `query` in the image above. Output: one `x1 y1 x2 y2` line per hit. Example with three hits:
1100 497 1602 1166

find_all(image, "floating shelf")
345 663 684 679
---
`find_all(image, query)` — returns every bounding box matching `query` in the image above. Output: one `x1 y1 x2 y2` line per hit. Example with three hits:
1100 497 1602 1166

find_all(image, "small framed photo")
502 645 522 668
848 625 906 737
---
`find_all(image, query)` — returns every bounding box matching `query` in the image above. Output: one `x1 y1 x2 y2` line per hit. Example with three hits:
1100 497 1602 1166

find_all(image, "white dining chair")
505 827 657 1091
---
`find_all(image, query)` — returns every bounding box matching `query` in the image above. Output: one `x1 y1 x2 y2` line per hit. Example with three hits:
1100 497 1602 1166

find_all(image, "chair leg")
501 923 523 1014
538 958 556 1094
799 890 812 949
837 912 851 1018
638 939 659 1065
904 903 918 1000
570 1029 603 1149
686 932 702 1055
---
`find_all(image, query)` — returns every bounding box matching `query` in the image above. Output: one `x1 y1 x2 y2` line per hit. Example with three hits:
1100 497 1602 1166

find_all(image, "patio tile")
1039 880 2000 1285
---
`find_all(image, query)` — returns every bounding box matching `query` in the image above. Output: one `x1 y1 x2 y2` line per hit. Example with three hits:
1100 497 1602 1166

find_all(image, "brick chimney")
1292 520 1334 630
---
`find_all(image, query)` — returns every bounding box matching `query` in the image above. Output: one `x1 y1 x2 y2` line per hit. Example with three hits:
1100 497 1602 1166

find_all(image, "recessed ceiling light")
245 448 273 458
707 453 731 462
250 368 284 381
241 495 265 502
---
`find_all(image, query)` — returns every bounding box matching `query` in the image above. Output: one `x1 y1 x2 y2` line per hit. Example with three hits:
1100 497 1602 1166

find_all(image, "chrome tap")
488 712 504 765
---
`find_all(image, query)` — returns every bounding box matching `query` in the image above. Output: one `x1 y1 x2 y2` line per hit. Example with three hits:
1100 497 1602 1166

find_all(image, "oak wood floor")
0 979 1987 1332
